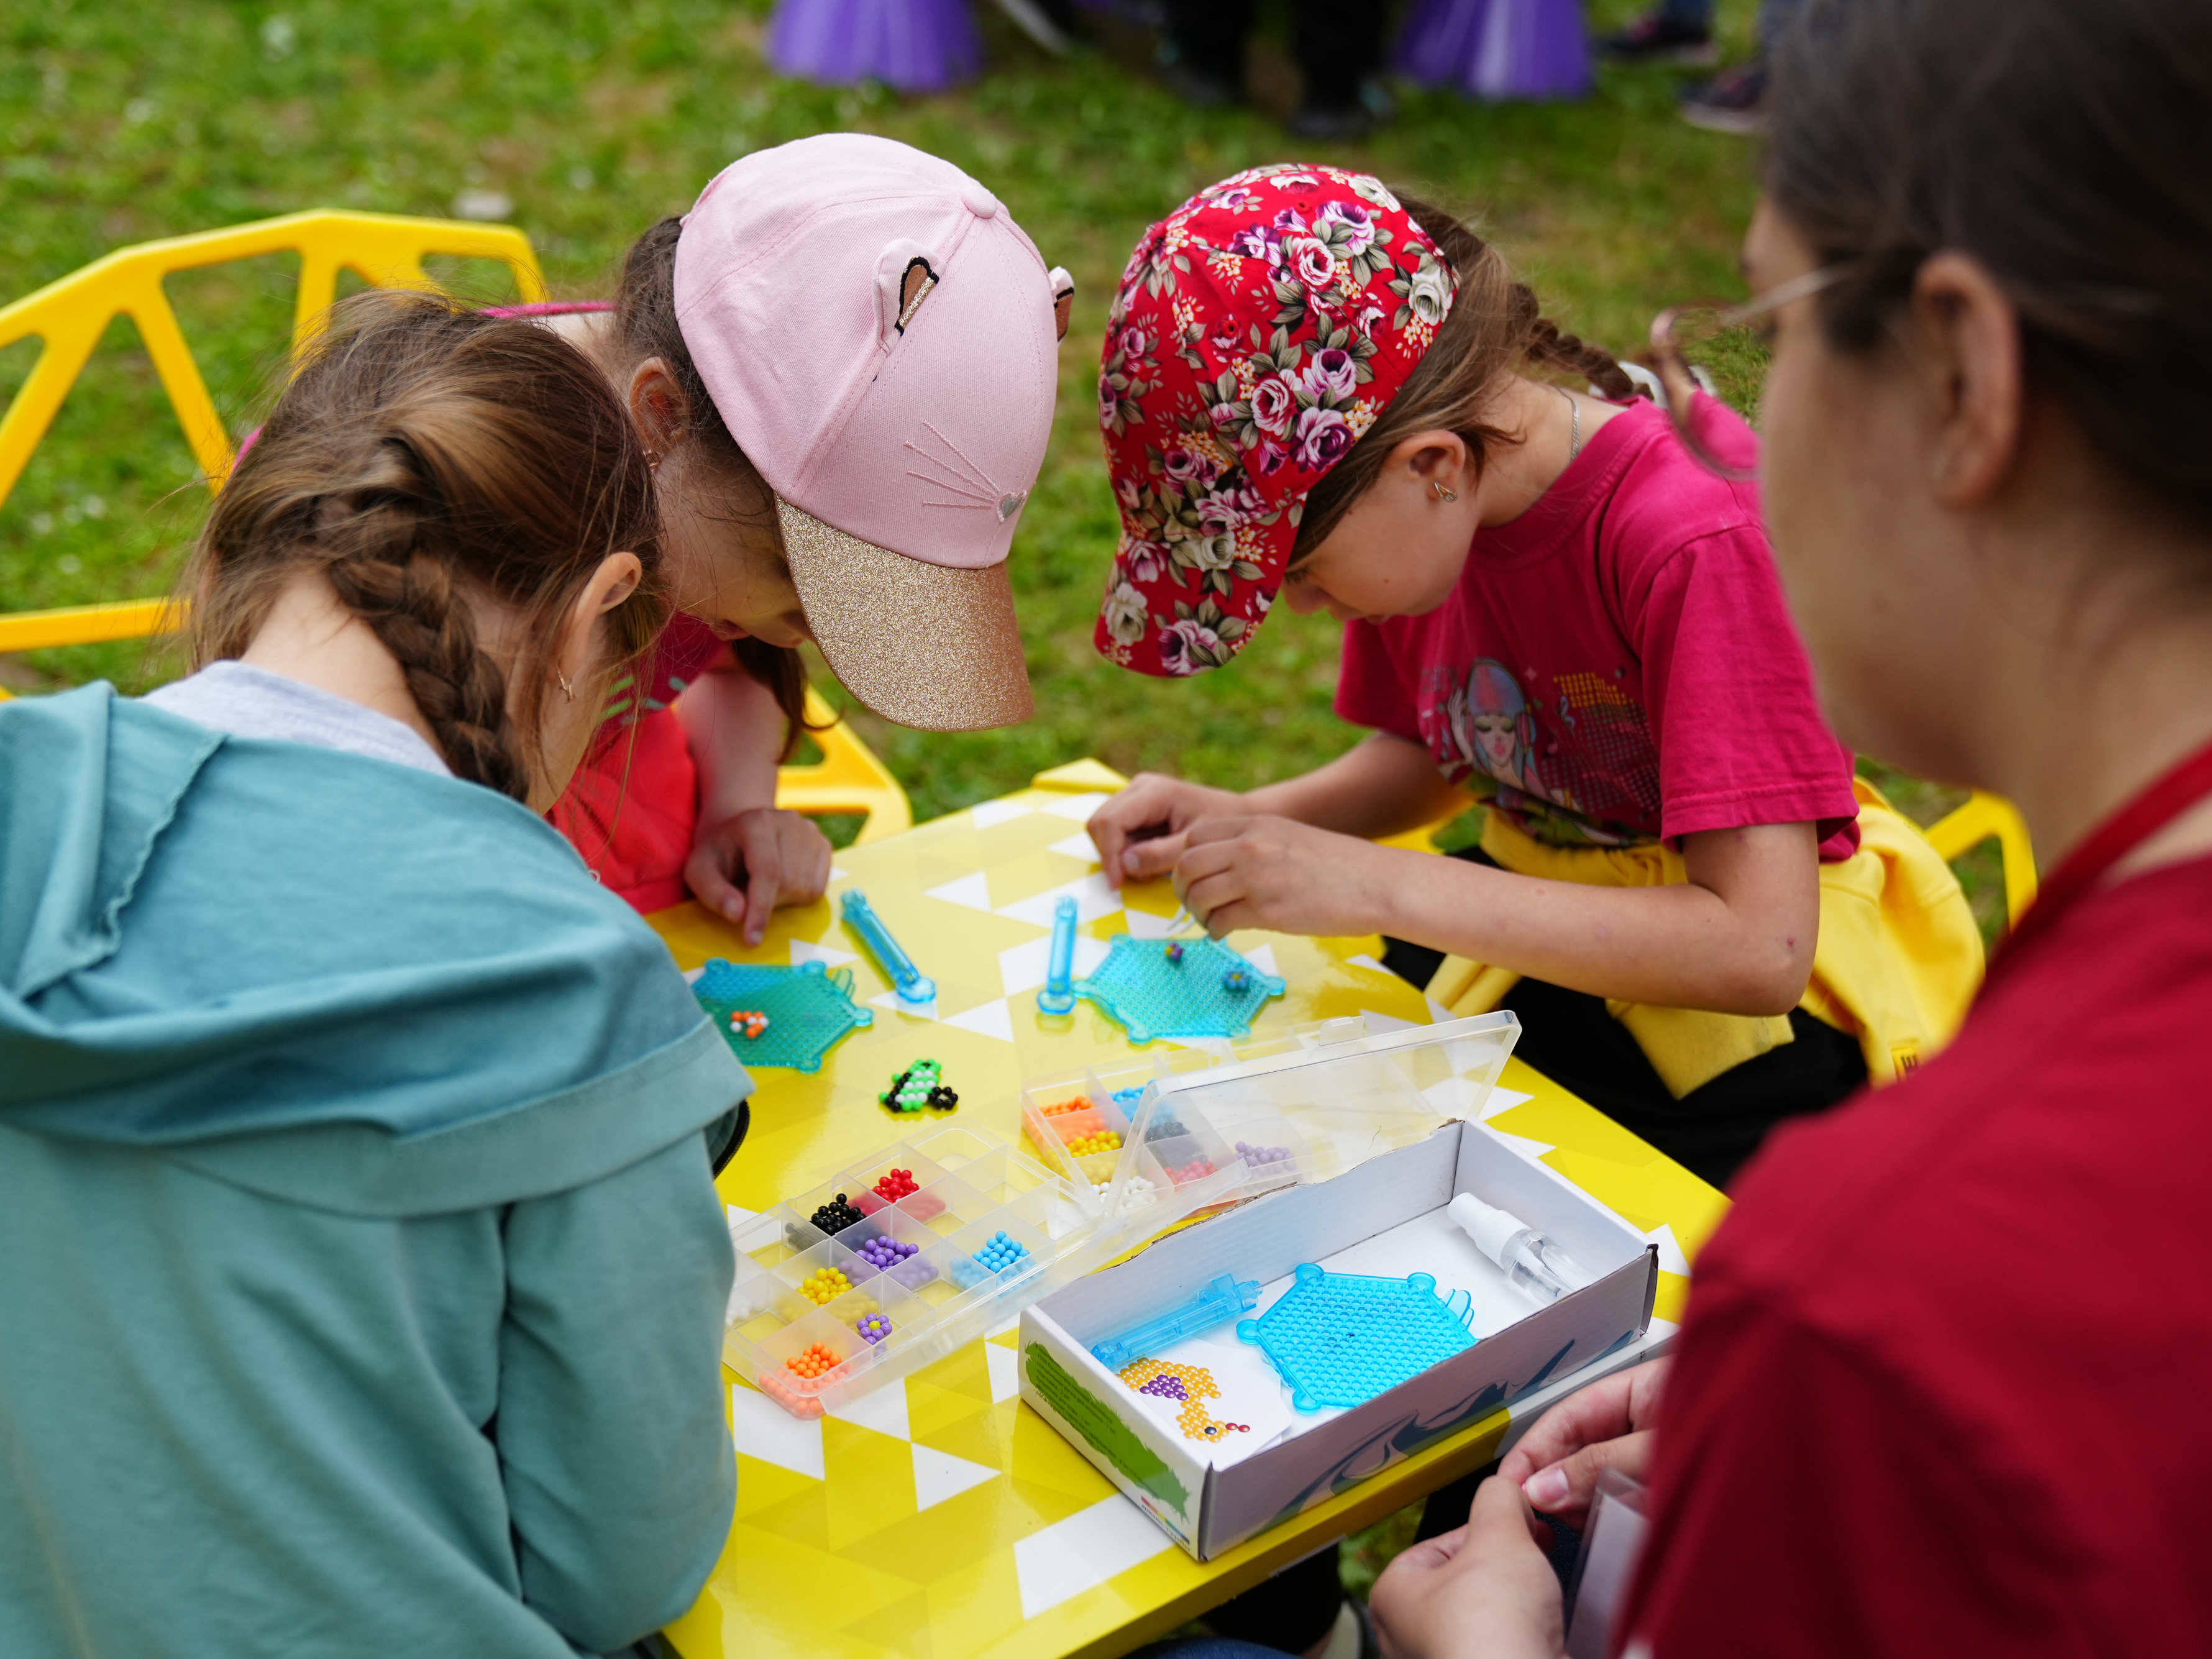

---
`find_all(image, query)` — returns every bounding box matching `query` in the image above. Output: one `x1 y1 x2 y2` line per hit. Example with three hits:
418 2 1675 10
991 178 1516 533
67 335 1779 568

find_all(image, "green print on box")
1025 1344 1190 1517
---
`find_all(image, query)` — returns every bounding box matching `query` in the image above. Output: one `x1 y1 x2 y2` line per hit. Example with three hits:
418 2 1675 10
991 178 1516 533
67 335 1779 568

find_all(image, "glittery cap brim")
777 499 1035 731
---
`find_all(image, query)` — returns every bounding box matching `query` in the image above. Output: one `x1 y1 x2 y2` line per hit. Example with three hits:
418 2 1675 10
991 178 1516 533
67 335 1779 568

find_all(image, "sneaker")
1679 63 1768 134
1598 12 1718 66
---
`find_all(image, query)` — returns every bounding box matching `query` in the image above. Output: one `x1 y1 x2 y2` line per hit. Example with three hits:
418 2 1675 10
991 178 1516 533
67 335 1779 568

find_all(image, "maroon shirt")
1623 852 2212 1655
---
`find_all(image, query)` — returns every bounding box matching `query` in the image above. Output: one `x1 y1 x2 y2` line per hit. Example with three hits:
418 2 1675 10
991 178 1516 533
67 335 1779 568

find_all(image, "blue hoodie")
0 685 745 1657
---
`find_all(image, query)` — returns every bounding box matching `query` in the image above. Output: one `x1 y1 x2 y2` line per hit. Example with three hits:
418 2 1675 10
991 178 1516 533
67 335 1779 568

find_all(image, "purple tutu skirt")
1392 0 1593 101
767 0 982 93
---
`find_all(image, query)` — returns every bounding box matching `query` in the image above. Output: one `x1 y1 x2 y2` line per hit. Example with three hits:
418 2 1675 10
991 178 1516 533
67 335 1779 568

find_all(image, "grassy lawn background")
2 0 2003 928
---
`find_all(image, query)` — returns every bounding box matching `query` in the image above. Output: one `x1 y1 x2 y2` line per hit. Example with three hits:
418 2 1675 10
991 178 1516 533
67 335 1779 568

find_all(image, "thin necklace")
1556 385 1582 460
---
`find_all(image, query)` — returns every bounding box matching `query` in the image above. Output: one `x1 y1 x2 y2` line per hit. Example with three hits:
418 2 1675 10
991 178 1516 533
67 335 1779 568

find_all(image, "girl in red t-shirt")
1087 163 1981 1189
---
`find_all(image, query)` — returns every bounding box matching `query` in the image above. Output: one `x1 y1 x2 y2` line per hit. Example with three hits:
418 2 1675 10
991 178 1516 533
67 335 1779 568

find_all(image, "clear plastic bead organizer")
1018 1010 1523 1220
724 1123 1227 1419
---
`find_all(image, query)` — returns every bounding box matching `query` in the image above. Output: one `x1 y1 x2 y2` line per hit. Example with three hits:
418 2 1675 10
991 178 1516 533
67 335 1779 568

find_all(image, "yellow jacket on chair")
1427 779 1985 1097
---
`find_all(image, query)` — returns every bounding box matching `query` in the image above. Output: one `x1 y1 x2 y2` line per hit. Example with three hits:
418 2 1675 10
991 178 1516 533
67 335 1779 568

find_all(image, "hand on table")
1370 1472 1565 1659
1087 773 1246 889
1172 816 1402 940
1497 1358 1669 1530
685 807 834 947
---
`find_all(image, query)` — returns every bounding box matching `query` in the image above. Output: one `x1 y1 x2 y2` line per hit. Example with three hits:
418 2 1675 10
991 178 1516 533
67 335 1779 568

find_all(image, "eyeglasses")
1645 263 1850 481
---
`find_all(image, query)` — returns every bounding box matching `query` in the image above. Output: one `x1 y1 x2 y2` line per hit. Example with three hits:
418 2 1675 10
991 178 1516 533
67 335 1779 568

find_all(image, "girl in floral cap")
1089 163 1984 1193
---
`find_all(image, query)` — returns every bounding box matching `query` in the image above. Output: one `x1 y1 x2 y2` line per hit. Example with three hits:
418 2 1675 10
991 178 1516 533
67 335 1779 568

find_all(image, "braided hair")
188 291 667 801
1294 194 1635 559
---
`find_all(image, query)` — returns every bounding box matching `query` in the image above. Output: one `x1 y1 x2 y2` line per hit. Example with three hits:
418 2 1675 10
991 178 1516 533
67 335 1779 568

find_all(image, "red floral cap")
1093 163 1457 675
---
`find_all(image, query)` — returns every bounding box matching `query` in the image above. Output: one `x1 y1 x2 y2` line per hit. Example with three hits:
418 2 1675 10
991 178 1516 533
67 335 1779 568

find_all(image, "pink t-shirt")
1335 398 1860 857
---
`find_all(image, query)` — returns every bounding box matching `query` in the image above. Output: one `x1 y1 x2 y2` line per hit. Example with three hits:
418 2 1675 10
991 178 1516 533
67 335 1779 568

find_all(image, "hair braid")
188 291 667 806
1520 296 1636 400
315 464 532 798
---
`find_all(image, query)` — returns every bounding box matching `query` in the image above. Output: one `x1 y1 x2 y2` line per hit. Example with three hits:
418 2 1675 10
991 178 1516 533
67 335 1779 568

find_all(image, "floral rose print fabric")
1093 164 1457 677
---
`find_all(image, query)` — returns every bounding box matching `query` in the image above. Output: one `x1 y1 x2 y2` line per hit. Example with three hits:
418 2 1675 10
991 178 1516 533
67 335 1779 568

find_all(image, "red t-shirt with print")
1333 398 1860 856
1619 853 2212 1656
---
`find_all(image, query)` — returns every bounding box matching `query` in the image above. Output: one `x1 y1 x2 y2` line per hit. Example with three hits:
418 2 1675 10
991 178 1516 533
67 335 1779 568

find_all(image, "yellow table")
651 762 1730 1659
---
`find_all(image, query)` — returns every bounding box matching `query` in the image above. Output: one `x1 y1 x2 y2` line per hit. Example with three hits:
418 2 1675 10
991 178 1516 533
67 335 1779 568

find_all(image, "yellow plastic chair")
1922 789 2038 926
0 211 913 843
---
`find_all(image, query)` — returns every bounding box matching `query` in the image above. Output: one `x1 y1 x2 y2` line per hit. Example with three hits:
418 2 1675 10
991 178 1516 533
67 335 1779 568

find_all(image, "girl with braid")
0 292 744 1658
1089 167 1982 1196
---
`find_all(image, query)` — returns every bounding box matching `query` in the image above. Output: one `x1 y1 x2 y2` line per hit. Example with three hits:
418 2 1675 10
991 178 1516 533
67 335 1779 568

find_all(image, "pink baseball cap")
674 134 1072 729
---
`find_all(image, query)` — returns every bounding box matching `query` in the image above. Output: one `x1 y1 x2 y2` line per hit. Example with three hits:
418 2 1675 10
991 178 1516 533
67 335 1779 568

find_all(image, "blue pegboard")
1072 934 1286 1044
693 959 873 1072
1237 1263 1478 1411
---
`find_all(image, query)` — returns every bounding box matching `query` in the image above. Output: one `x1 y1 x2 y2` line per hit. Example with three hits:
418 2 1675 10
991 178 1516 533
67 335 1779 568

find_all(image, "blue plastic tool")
1072 933 1286 1044
692 959 874 1072
1238 1263 1478 1412
840 889 936 1007
1037 894 1079 1014
1092 1273 1261 1370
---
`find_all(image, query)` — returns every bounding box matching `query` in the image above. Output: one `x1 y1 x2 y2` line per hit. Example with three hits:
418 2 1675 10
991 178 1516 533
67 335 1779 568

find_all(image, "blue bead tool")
840 889 936 1007
1037 894 1079 1015
1091 1273 1262 1371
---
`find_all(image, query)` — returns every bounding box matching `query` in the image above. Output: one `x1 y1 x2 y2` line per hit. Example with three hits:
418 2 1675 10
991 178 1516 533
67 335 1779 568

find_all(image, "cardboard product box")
1018 1024 1655 1559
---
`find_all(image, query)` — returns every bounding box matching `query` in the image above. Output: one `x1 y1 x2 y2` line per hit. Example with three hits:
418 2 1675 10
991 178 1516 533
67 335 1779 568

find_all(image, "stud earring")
1431 480 1458 503
557 672 576 703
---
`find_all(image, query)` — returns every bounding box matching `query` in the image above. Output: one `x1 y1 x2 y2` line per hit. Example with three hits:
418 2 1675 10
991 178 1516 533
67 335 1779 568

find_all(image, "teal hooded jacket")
0 685 747 1657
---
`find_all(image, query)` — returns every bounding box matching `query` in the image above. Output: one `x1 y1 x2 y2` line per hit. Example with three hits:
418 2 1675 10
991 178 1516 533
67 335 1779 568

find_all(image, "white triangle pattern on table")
1238 942 1280 979
1038 792 1110 823
1047 831 1102 864
941 997 1017 1043
1645 1222 1694 1277
985 1341 1021 1404
1014 1493 1174 1619
1345 953 1391 976
999 933 1111 997
826 1378 912 1441
867 990 940 1021
994 870 1123 930
971 800 1033 829
912 1443 999 1512
923 871 994 912
791 938 860 970
1122 908 1188 940
731 1384 825 1479
1425 995 1456 1023
1479 1086 1534 1122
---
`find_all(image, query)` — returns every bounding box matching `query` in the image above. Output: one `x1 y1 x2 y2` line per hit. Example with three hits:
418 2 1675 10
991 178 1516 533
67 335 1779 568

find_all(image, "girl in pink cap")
523 135 1072 938
1087 163 1983 1195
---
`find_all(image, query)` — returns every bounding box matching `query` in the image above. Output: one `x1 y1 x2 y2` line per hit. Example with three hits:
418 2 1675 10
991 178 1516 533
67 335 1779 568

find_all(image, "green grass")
0 0 2009 926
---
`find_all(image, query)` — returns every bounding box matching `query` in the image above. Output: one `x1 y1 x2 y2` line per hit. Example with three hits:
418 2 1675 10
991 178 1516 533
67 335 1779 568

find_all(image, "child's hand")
1087 773 1246 889
1496 1358 1668 1530
685 807 834 947
1370 1473 1565 1659
1173 816 1400 939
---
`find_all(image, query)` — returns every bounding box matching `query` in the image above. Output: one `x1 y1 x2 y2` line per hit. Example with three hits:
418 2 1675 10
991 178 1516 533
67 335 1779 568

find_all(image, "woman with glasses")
1084 163 1981 1198
1360 0 2212 1653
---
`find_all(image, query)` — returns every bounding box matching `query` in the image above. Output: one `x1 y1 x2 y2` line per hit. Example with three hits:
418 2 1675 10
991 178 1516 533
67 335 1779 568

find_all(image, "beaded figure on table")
881 1058 958 1114
1238 1264 1478 1411
1116 1358 1250 1442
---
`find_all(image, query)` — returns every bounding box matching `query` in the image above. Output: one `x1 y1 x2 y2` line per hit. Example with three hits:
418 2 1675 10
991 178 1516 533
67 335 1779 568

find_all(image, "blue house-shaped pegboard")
693 959 872 1072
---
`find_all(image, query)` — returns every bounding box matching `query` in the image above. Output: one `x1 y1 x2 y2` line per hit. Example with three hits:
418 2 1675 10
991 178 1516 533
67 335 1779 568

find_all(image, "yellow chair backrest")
0 211 913 844
1921 790 2038 926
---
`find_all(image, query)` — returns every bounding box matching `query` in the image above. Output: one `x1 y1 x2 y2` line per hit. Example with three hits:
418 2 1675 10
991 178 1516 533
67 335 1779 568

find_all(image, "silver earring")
557 672 576 703
1431 480 1458 503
